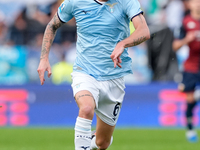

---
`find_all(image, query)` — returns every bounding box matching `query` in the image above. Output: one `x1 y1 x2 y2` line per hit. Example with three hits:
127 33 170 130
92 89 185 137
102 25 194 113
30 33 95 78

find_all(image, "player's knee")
96 138 110 150
186 95 195 103
178 83 185 92
79 105 94 119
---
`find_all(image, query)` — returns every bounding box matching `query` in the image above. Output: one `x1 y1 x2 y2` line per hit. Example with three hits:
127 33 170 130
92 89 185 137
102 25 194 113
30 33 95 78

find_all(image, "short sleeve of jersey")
174 24 186 39
57 0 73 23
123 0 143 21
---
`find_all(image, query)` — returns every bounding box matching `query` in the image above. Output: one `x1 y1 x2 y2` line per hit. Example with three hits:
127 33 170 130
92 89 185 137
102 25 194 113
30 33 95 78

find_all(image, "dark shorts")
181 71 200 92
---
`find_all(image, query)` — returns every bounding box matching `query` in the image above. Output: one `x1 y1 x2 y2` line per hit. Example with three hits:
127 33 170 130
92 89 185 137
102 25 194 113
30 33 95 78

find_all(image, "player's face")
189 0 200 15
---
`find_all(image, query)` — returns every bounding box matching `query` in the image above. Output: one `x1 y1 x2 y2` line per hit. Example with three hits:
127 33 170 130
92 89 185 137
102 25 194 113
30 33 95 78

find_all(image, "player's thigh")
71 72 99 119
75 90 96 119
179 72 197 102
95 77 125 126
95 115 115 145
75 90 96 108
178 72 196 92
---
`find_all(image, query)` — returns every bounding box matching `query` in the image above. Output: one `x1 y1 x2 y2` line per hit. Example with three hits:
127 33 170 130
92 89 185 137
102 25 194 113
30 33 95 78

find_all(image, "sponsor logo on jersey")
106 3 118 13
81 10 91 14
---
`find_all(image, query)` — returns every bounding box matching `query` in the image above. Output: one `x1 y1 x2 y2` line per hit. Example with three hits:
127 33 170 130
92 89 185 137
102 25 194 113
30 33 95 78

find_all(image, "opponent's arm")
110 14 150 68
37 13 64 85
173 31 196 51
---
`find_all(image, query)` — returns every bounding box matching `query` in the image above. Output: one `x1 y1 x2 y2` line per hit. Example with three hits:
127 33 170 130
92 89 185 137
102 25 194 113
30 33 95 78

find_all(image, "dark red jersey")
181 15 200 73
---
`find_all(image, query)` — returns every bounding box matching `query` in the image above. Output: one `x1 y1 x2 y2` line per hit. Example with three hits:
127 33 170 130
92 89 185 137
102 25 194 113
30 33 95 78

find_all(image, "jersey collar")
94 0 103 5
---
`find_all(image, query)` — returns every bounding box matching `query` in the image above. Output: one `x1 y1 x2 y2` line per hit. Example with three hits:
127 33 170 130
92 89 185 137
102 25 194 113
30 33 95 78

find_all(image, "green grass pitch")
0 128 199 150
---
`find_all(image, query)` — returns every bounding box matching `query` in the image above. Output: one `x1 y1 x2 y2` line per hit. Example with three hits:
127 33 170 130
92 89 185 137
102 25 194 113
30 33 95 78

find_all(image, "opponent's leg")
74 90 96 150
186 92 196 130
194 85 200 101
90 115 114 150
185 92 198 142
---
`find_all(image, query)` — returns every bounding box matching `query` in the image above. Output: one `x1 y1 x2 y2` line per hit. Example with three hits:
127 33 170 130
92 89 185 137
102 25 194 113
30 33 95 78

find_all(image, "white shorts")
71 72 125 126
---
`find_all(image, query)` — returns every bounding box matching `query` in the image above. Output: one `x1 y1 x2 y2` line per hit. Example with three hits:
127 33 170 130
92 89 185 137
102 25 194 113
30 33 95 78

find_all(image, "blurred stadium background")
0 0 199 149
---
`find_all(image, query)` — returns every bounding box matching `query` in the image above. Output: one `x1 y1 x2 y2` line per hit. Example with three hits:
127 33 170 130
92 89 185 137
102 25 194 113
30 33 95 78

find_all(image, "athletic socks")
186 101 197 130
74 117 92 150
90 136 99 150
90 134 113 150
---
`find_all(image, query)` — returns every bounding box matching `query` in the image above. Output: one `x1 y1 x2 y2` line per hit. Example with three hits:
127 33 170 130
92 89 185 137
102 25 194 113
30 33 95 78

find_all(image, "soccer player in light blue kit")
37 0 150 149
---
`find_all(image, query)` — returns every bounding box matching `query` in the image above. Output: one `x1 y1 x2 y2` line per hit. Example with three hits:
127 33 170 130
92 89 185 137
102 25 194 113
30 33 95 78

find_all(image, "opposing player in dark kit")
173 0 200 143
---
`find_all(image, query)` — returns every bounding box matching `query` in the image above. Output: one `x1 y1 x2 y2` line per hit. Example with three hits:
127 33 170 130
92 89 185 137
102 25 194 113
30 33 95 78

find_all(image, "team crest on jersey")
106 3 118 13
187 21 196 29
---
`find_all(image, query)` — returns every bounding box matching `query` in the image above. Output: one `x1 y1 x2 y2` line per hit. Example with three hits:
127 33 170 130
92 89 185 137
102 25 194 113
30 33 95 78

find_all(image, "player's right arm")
37 13 64 85
38 0 74 85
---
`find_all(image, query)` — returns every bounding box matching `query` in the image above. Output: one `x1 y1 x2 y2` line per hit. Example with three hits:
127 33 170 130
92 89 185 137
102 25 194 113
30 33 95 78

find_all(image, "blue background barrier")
0 83 199 127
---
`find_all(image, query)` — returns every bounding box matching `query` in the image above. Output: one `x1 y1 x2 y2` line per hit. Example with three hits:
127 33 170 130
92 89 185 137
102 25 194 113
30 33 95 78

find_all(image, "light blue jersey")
58 0 143 81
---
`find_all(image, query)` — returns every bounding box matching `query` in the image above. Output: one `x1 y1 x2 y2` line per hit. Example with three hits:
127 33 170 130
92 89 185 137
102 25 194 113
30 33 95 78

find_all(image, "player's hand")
110 42 125 68
37 59 52 85
185 31 196 43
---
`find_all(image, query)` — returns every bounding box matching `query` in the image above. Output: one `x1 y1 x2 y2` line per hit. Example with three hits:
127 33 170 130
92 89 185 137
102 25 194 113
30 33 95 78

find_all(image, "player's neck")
191 12 200 20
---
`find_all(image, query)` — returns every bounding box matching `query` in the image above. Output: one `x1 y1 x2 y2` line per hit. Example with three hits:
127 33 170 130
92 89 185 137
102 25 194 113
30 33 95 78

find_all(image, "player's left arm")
110 14 150 68
124 14 150 47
